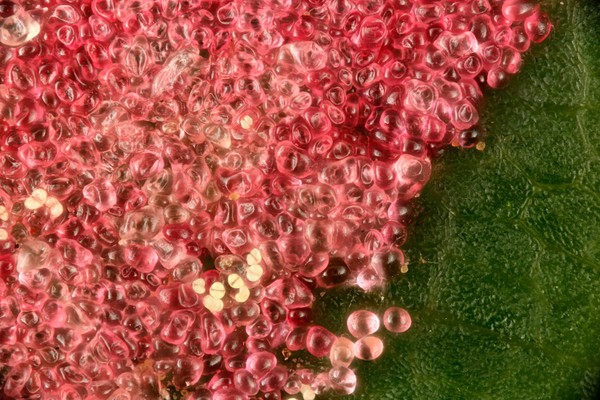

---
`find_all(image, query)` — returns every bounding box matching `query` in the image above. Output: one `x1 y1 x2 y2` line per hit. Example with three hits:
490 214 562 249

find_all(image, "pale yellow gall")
240 115 253 129
227 273 245 289
25 188 49 210
246 264 264 282
192 278 206 294
234 286 250 303
203 295 224 313
31 188 48 203
0 206 8 221
24 197 44 210
246 248 262 265
45 197 63 217
301 384 316 400
209 282 226 299
400 263 409 274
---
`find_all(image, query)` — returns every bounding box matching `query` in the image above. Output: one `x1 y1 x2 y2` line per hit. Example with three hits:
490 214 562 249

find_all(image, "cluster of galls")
0 0 550 398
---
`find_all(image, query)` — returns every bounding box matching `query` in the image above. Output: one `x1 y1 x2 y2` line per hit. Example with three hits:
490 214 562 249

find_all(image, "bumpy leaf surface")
315 0 600 398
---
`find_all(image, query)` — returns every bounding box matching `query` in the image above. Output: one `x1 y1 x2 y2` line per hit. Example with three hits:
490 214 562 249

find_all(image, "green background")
314 0 600 398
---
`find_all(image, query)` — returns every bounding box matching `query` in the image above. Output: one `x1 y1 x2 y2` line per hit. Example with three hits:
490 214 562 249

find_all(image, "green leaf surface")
314 0 600 398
